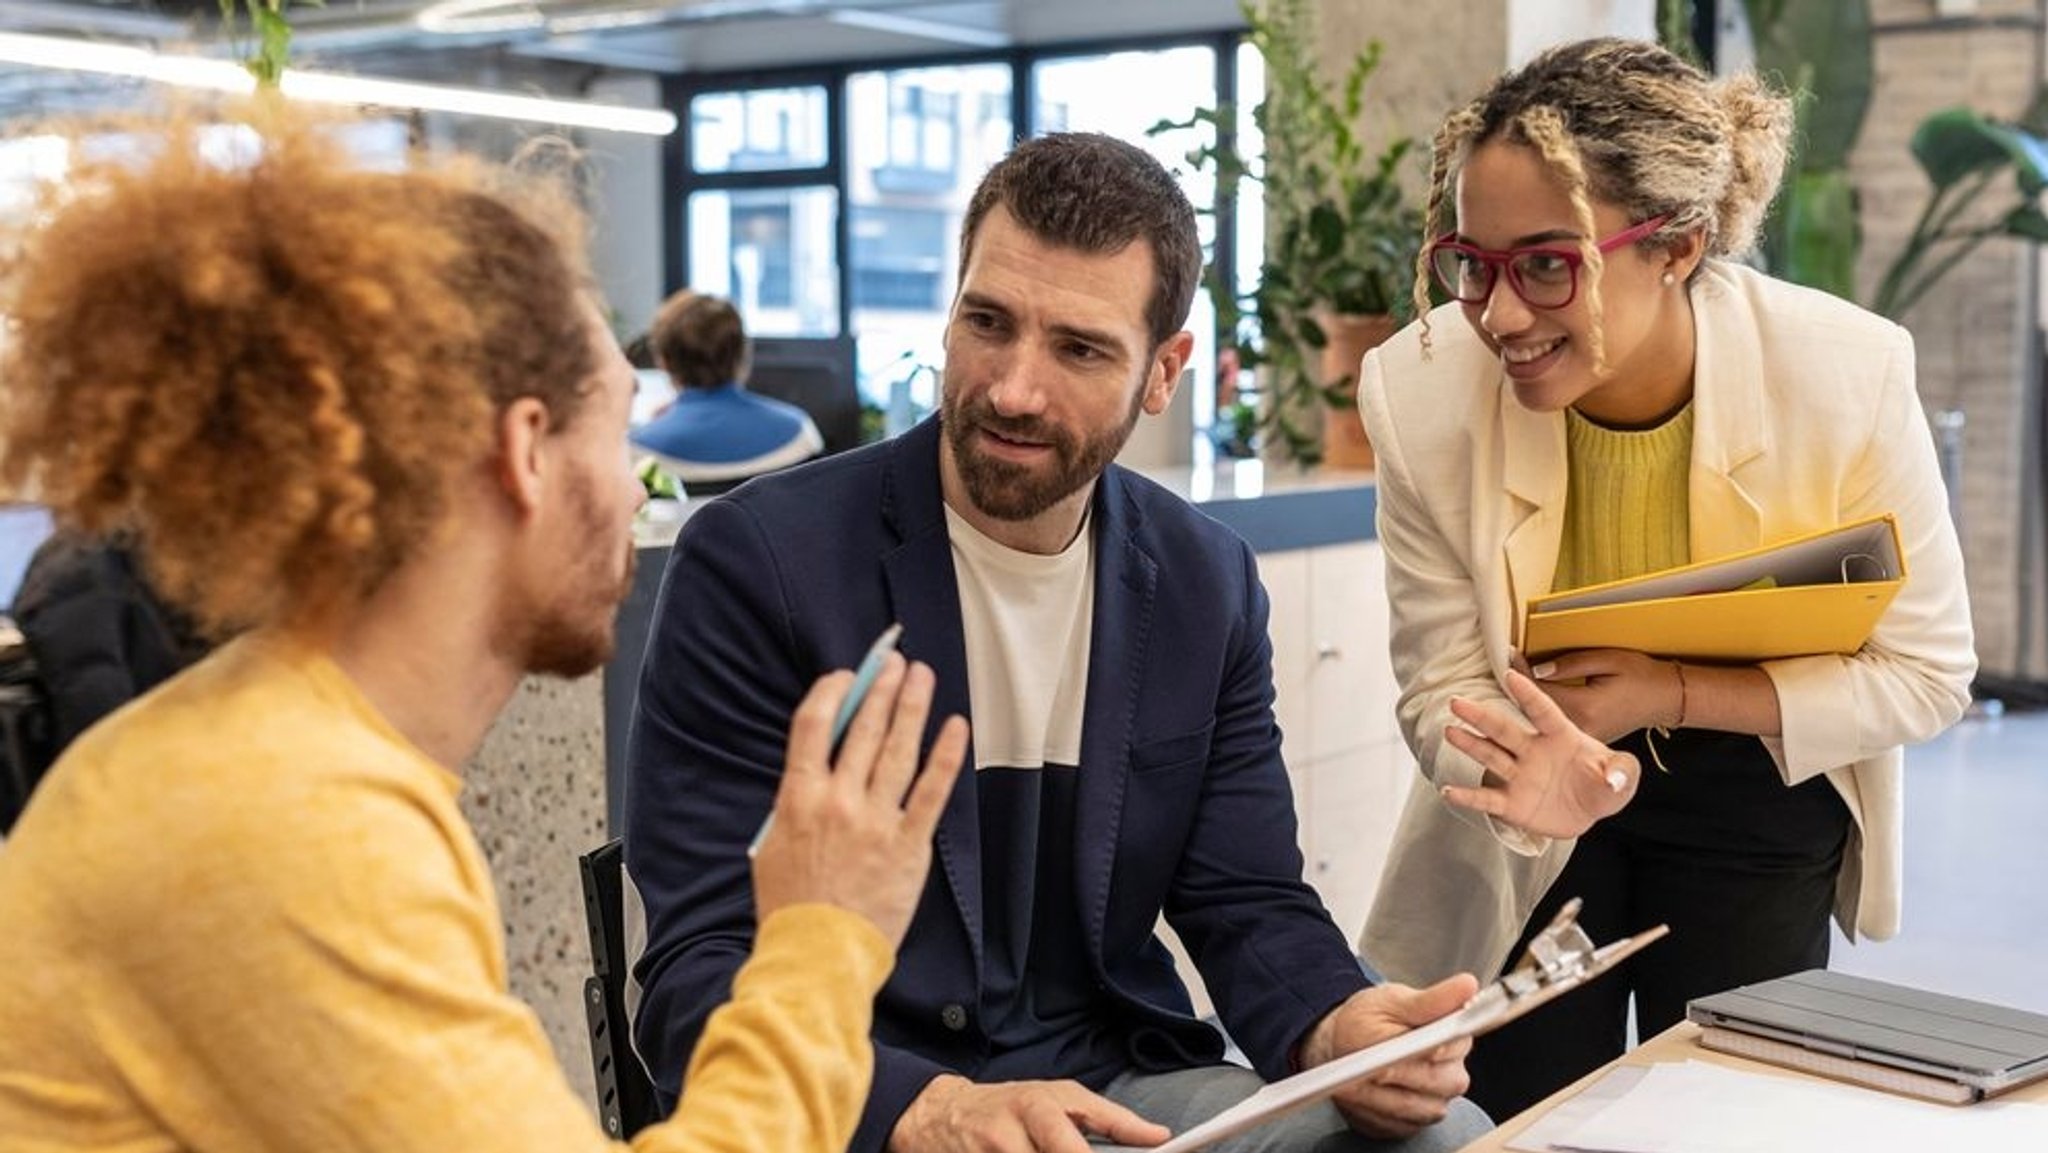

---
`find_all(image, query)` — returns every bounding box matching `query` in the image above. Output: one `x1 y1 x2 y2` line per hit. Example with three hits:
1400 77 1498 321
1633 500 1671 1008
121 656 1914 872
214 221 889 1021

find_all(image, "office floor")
1827 705 2048 1014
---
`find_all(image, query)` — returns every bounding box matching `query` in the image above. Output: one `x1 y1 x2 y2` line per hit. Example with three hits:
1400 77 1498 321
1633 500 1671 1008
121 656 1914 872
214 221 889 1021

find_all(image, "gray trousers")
1098 1063 1493 1153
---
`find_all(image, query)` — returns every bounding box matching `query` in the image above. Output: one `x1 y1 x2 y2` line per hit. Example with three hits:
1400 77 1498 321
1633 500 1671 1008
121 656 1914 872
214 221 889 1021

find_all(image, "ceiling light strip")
280 71 676 134
0 31 676 136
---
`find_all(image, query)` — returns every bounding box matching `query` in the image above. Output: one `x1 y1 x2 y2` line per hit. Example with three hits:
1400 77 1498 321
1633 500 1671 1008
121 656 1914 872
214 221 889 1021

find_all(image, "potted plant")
1156 0 1426 469
1705 0 2046 320
218 0 306 85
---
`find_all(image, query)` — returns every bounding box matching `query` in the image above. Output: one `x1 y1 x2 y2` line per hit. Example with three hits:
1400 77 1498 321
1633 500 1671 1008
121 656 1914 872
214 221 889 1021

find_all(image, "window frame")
662 28 1247 348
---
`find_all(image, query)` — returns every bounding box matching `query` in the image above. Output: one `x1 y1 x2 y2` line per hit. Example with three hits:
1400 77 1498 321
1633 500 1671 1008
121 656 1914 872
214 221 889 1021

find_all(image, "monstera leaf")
1873 98 2048 319
1912 107 2048 194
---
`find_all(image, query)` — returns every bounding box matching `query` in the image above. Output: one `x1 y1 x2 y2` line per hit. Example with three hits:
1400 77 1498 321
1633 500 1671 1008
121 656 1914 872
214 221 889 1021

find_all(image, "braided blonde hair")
1415 37 1793 369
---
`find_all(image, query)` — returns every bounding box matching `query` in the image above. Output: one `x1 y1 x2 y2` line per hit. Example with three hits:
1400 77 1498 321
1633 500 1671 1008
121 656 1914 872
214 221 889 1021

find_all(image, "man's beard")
941 381 1145 523
524 472 636 679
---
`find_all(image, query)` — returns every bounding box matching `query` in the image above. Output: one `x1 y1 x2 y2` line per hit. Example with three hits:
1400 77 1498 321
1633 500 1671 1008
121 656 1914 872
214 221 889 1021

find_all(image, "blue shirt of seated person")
629 290 823 497
631 383 823 497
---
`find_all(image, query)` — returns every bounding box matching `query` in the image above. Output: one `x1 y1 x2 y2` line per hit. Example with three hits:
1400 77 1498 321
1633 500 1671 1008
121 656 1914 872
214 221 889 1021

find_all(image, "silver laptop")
1687 969 2048 1100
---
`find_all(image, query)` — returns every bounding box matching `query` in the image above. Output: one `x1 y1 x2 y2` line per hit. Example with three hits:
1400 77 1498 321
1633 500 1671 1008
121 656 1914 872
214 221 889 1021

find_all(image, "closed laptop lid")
1687 969 2048 1092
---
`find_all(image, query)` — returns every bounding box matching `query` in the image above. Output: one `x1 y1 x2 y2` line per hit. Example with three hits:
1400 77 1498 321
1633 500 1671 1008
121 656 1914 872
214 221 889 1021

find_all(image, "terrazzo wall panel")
460 673 610 1111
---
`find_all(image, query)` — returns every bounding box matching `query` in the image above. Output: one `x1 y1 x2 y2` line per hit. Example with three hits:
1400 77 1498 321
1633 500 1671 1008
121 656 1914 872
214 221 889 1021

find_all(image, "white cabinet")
1167 538 1415 1019
1259 540 1412 941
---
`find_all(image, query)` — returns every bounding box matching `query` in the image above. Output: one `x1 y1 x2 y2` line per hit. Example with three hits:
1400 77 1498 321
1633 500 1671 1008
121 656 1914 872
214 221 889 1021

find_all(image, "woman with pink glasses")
1354 37 1976 1119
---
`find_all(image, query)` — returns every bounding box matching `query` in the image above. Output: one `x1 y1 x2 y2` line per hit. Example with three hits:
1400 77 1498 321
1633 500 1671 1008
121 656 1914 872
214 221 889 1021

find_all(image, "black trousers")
1464 726 1851 1122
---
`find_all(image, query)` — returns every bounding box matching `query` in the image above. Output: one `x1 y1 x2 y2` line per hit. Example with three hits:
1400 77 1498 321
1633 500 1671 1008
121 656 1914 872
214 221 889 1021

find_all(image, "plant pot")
1318 312 1400 471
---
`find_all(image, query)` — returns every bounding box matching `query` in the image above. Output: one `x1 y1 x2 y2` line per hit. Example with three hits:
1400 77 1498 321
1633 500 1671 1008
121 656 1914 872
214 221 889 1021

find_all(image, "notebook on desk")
1686 970 2048 1104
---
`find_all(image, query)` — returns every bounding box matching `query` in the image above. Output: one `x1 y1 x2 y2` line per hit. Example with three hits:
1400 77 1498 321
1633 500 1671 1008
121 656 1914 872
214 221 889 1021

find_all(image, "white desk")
1458 1021 2048 1152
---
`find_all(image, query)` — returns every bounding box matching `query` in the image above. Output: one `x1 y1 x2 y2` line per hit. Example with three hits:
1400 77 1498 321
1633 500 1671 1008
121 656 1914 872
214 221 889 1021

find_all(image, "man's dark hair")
957 132 1201 350
622 332 657 371
649 290 750 390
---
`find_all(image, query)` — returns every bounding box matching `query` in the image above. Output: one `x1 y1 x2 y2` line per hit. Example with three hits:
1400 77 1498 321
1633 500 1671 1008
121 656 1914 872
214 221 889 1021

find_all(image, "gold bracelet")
1670 660 1689 729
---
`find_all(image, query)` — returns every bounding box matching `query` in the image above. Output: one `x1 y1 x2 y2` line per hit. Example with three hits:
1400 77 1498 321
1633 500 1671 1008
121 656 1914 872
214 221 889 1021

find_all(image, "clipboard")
1520 513 1906 662
1102 901 1668 1153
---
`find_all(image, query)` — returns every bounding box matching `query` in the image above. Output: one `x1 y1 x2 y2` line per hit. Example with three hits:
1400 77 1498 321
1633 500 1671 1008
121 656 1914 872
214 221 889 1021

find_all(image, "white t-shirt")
944 504 1095 772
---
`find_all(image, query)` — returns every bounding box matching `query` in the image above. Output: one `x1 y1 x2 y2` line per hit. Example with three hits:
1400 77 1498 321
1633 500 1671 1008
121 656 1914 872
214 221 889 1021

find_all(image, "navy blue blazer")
626 417 1368 1153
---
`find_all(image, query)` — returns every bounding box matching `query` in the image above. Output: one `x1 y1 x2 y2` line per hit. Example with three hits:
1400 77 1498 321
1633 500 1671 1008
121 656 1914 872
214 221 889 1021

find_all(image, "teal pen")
747 623 904 859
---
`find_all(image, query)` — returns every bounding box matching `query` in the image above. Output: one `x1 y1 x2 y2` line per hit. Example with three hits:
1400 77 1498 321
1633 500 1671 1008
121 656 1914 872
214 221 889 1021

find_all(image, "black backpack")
0 620 56 832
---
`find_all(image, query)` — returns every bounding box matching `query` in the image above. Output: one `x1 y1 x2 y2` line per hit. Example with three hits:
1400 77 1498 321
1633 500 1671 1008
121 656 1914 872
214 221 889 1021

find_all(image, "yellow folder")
1521 513 1906 663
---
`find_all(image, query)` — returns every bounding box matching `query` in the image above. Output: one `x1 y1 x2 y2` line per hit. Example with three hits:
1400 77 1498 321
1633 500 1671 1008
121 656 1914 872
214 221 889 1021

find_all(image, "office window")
1228 39 1268 419
687 186 840 338
851 206 948 311
0 134 68 220
1032 45 1222 432
670 36 1244 443
691 87 829 173
846 62 1010 417
870 80 957 193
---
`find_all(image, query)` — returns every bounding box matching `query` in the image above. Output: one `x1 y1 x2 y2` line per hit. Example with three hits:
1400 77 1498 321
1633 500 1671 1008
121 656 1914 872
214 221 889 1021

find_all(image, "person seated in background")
0 530 213 829
630 290 824 497
15 530 212 751
0 104 965 1153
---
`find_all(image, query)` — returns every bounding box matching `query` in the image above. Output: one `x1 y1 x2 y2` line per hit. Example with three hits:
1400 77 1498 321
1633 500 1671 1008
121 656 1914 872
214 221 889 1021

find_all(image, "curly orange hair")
0 106 601 638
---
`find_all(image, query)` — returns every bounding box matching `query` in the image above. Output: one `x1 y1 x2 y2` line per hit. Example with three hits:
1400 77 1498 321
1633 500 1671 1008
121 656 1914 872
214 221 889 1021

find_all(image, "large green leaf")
1745 0 1873 290
2007 204 2048 242
1908 110 2023 189
1782 168 1860 300
1744 0 1871 168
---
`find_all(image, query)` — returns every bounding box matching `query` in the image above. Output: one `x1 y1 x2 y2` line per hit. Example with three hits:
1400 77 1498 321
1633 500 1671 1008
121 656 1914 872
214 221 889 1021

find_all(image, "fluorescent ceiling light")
414 0 671 38
0 31 677 136
279 72 676 134
414 0 547 36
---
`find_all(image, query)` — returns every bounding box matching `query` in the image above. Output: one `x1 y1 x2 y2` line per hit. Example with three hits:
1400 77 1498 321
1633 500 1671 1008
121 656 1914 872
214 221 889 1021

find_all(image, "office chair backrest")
747 335 862 455
578 837 661 1139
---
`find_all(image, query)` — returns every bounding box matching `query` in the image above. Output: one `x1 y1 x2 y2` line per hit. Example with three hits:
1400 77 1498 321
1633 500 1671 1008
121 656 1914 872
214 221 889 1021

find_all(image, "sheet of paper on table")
1506 1065 1648 1152
1509 1060 2045 1153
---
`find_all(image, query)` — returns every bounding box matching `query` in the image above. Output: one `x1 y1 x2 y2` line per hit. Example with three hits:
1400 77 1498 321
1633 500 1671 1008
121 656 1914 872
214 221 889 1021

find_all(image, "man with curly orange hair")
0 108 966 1153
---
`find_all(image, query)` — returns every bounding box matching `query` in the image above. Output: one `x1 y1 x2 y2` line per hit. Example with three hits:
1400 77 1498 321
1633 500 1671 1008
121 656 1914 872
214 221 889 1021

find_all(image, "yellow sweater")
0 632 887 1153
1553 404 1695 591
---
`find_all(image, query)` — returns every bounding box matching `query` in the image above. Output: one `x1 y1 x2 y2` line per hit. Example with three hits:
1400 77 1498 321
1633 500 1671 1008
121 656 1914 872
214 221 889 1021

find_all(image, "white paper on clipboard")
1101 901 1668 1153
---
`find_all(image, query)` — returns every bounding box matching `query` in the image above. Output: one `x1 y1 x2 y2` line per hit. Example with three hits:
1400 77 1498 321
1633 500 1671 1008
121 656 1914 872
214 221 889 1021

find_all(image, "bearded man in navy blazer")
626 133 1493 1153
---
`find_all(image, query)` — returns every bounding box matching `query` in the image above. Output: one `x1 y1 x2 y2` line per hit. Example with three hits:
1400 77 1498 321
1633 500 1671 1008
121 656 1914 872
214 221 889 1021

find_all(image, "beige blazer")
1356 260 1977 985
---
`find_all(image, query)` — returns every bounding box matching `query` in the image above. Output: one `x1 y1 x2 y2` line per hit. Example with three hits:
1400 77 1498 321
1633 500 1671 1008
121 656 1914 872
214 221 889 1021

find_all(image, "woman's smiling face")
1452 138 1703 427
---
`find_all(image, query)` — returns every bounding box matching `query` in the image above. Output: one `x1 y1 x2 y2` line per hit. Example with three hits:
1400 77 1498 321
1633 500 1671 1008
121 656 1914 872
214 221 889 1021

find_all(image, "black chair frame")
579 837 661 1139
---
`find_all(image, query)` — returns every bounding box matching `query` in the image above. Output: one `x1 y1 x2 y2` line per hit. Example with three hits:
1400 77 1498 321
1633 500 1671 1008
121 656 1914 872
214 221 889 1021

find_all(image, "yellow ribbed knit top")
1553 403 1695 592
0 631 889 1153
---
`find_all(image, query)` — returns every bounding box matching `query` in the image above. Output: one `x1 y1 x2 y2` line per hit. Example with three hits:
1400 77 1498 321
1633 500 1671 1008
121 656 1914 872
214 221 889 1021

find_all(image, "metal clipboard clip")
1127 900 1668 1153
1463 898 1670 1034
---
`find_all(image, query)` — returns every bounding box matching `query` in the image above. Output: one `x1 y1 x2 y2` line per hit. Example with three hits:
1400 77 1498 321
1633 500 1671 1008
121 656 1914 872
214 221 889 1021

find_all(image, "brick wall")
1858 0 2043 679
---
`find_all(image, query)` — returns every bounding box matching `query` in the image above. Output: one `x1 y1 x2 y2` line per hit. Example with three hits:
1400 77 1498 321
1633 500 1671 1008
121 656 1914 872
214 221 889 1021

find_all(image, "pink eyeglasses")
1426 215 1671 310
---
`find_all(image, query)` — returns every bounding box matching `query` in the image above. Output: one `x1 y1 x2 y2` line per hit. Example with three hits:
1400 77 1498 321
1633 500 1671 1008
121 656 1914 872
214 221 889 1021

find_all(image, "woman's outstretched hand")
753 655 969 948
1439 668 1638 838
